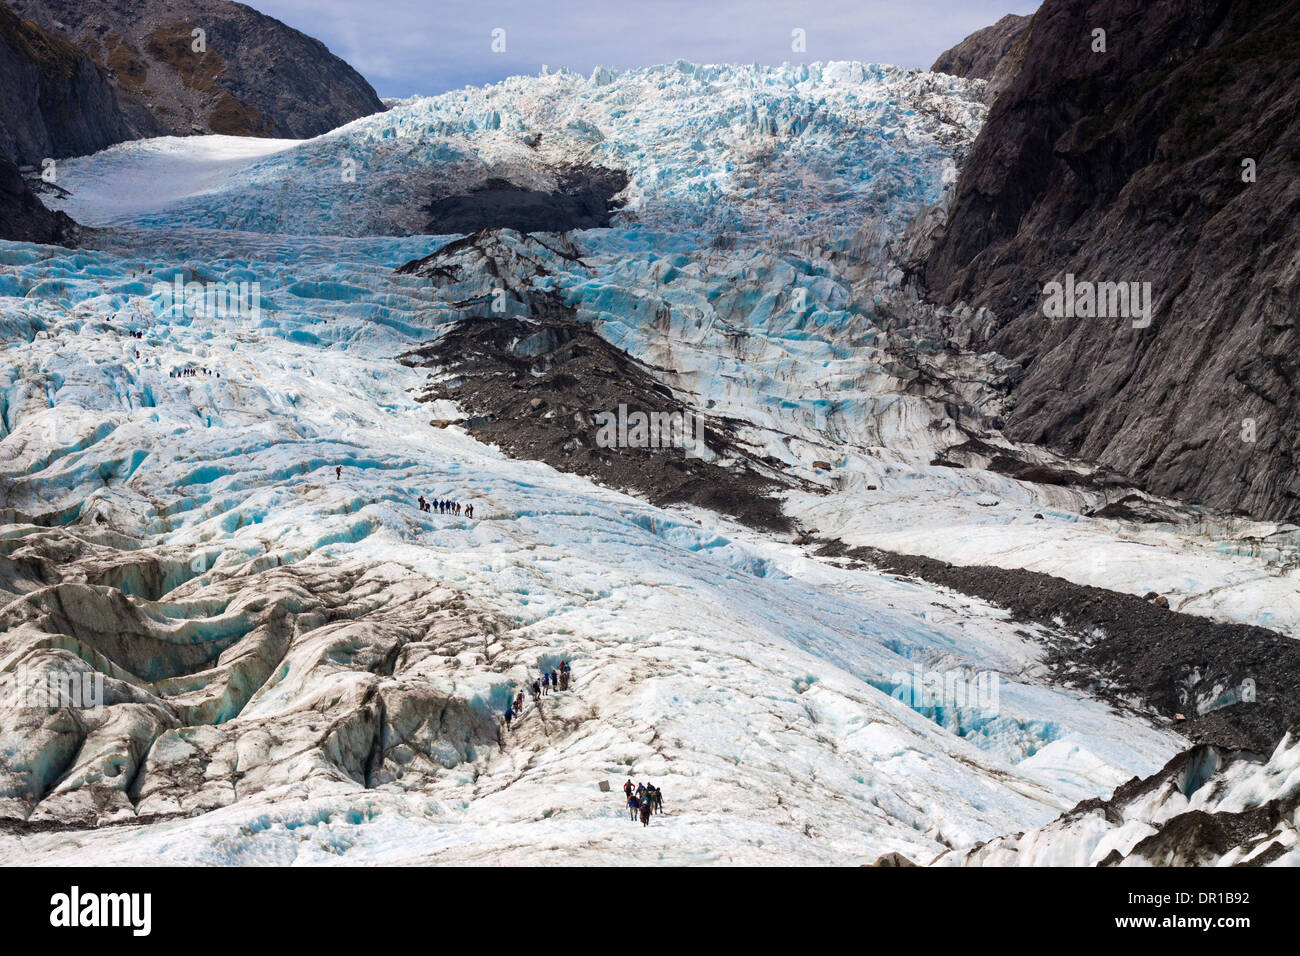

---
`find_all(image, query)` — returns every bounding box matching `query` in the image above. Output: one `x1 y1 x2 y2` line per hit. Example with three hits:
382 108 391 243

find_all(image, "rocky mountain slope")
930 13 1030 79
0 4 135 165
0 3 128 243
929 12 1031 101
922 0 1300 523
5 0 385 138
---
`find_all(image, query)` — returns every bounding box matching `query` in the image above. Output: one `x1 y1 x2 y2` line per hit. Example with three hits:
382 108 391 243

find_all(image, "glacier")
3 62 1298 865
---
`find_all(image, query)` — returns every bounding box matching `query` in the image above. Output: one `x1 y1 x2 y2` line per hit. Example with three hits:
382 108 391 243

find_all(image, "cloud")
251 0 1040 98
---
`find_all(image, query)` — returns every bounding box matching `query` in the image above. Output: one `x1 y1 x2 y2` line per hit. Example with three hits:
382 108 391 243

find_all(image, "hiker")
335 465 342 480
504 705 514 731
549 669 559 691
652 785 664 814
514 690 524 714
541 672 550 695
530 679 541 702
466 504 474 518
418 495 427 512
623 779 635 800
640 797 653 827
628 794 640 821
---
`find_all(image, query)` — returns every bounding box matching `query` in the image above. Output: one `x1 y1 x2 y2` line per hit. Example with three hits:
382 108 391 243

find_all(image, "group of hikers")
333 468 477 518
502 661 573 730
170 365 217 378
624 780 665 826
417 495 472 517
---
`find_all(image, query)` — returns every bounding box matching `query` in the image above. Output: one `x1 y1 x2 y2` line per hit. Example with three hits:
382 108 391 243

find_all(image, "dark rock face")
923 0 1300 522
0 154 78 244
0 4 136 165
422 167 629 236
930 12 1032 100
7 0 385 139
0 3 129 242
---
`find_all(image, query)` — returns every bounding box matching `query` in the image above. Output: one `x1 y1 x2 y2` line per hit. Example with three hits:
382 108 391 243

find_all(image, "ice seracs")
47 60 982 240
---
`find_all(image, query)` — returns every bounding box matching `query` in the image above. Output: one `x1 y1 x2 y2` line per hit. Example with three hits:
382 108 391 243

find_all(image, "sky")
248 0 1042 99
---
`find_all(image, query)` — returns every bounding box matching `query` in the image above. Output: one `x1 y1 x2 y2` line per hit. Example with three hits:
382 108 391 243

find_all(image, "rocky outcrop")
922 0 1300 522
7 0 385 139
930 13 1031 101
0 155 77 243
421 166 629 236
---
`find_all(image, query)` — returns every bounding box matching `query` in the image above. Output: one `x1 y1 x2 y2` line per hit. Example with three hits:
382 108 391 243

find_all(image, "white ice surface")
47 136 300 228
